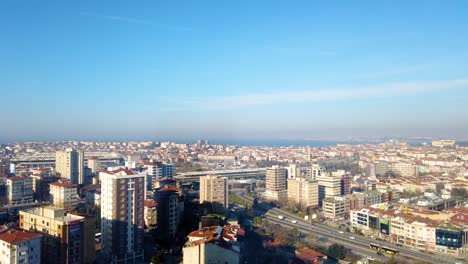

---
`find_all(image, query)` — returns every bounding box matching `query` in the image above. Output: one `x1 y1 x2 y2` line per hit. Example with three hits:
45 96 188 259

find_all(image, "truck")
278 215 284 220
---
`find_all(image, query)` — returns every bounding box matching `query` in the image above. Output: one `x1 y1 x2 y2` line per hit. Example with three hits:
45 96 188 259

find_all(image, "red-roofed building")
295 248 326 264
183 225 244 264
0 229 42 264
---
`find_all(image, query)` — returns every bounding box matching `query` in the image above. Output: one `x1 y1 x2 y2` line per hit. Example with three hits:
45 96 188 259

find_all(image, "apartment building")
350 207 467 256
199 175 228 213
183 225 244 264
55 149 84 184
0 229 42 264
6 176 33 205
264 166 287 201
306 164 325 181
19 206 90 264
100 168 145 263
155 186 183 243
49 182 80 210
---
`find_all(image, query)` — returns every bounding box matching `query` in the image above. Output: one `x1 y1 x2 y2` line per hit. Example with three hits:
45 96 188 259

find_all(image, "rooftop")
0 229 41 244
49 182 77 188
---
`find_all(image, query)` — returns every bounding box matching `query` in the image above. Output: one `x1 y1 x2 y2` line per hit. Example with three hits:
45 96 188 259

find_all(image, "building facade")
322 195 350 221
155 186 183 243
49 182 80 210
287 178 318 209
55 149 84 184
0 229 42 264
265 166 287 201
19 206 89 264
6 176 33 205
199 175 228 213
100 168 145 263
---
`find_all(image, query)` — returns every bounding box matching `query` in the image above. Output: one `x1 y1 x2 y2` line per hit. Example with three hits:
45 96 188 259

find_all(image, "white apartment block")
0 229 42 264
49 182 80 209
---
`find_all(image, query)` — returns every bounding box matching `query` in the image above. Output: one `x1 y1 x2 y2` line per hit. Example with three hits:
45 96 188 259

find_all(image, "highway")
264 214 389 263
237 193 465 264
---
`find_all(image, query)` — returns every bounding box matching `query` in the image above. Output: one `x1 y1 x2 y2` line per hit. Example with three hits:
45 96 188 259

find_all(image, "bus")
369 243 381 251
369 243 399 255
381 246 399 255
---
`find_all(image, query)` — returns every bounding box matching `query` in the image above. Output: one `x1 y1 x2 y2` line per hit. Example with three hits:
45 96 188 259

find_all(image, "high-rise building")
286 164 300 179
100 168 145 263
265 166 287 201
19 206 90 264
155 186 183 243
162 163 174 178
0 229 42 264
306 164 325 181
49 182 80 210
316 173 342 207
199 175 228 213
287 178 318 209
55 149 84 184
6 176 33 205
141 161 175 193
87 157 101 174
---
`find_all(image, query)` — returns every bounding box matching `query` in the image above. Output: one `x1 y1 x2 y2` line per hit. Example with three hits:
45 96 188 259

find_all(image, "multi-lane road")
236 193 465 264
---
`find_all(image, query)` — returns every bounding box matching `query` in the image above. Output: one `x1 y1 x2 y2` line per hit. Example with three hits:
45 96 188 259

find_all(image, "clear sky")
1 0 468 142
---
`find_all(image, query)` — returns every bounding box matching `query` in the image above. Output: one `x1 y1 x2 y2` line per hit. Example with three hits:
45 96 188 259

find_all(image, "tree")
327 243 347 260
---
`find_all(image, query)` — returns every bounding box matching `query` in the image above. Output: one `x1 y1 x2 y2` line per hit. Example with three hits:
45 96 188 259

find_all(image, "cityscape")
0 139 466 263
1 1 468 264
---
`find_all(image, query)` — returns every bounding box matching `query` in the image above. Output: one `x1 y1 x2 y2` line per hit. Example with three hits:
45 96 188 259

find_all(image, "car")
367 256 375 261
376 252 384 256
338 231 344 234
291 220 297 224
349 236 355 240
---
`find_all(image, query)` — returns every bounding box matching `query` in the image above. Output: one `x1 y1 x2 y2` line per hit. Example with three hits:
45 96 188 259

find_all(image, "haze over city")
1 0 468 143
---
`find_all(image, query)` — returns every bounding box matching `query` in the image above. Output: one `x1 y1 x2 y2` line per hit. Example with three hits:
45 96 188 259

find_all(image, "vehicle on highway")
338 231 344 234
349 236 355 240
367 256 375 261
277 215 284 220
369 243 399 255
291 220 297 224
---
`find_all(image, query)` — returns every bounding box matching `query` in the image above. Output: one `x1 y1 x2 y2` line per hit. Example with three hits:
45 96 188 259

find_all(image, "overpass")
174 168 266 182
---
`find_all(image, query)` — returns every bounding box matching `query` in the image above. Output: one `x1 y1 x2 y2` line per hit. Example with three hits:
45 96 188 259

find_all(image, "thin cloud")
165 79 468 111
80 12 199 32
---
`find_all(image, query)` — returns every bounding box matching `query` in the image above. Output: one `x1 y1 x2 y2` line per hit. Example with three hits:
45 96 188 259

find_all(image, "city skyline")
2 1 468 142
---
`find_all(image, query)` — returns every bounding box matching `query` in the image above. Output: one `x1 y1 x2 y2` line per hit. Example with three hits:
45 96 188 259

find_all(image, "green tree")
327 243 347 260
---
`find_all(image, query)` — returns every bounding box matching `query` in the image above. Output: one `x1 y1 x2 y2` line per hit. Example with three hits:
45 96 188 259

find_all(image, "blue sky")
1 0 468 142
